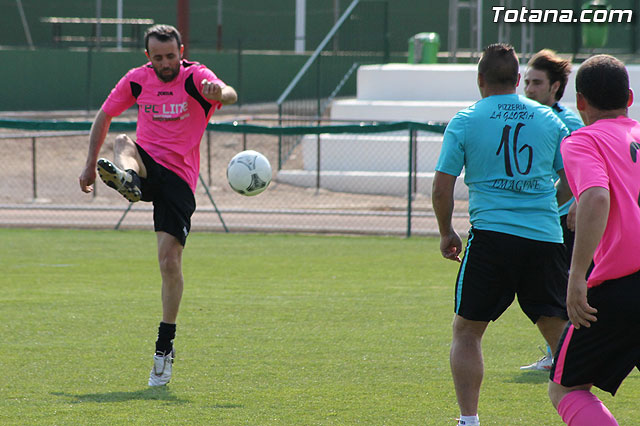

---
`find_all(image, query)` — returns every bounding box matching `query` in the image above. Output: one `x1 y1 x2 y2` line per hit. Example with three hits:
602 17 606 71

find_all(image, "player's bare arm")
201 79 238 105
432 171 462 263
567 186 609 328
566 201 577 231
79 108 113 193
555 168 573 206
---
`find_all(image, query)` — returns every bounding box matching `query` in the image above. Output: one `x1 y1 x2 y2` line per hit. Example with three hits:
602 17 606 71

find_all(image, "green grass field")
1 228 637 425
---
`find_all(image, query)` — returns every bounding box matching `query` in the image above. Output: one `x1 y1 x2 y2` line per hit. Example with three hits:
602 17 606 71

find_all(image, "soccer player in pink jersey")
548 54 640 425
78 24 237 386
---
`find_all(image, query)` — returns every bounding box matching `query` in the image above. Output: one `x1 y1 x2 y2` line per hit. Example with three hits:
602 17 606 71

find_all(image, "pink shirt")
561 116 640 287
102 60 224 192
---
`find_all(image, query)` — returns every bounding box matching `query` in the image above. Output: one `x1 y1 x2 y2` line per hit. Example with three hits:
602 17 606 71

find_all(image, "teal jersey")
552 102 584 133
552 102 584 216
436 94 569 242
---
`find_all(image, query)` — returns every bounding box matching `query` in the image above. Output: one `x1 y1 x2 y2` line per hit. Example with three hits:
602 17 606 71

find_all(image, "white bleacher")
276 63 640 198
331 62 640 122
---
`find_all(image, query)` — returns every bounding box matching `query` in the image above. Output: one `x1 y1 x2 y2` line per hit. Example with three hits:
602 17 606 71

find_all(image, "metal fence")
0 117 471 237
276 0 390 168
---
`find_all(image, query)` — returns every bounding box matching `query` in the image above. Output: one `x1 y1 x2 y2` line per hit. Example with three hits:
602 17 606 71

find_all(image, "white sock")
459 415 480 425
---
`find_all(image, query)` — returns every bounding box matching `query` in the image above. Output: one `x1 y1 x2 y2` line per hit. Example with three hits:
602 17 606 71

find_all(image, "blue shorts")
454 228 568 323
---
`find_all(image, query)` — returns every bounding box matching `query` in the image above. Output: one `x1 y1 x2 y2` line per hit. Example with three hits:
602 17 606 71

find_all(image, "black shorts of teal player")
550 269 640 396
136 143 196 246
455 228 569 323
559 214 575 267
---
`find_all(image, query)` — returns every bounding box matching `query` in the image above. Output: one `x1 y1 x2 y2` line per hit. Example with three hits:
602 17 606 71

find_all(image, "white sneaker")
97 158 142 202
148 349 175 386
457 419 480 426
520 347 553 371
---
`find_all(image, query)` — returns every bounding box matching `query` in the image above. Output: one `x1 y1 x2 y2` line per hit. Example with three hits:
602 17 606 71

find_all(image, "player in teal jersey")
520 49 585 372
432 44 573 426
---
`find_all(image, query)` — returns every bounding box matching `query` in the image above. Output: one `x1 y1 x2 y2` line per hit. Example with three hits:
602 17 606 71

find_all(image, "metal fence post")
382 0 390 63
114 202 133 230
242 119 247 150
411 127 418 195
207 131 212 186
316 54 322 119
406 125 414 237
277 103 283 170
315 120 321 192
236 38 243 107
86 46 93 114
31 136 37 200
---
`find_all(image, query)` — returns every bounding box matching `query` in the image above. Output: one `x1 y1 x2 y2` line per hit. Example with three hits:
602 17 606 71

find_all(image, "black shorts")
550 269 640 396
136 143 196 246
560 214 575 266
454 228 568 323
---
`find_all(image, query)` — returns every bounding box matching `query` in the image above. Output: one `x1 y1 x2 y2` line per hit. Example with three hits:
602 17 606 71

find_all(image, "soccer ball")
226 150 272 196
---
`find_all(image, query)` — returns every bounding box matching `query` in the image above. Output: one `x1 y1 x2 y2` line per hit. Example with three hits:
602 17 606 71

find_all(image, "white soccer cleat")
148 349 175 386
457 419 480 426
520 346 553 371
97 158 142 202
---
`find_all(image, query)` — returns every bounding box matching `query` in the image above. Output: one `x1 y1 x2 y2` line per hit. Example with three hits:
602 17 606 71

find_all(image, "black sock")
155 322 176 355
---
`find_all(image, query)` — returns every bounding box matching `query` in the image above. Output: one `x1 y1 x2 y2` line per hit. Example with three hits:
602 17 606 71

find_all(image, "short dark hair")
144 24 182 52
576 54 629 110
527 49 572 101
478 43 519 88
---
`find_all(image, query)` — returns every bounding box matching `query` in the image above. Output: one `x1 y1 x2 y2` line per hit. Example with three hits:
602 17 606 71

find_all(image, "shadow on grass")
507 371 550 385
52 387 188 404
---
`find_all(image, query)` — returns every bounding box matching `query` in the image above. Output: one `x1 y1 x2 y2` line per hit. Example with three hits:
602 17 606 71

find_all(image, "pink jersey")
561 116 640 287
102 60 225 192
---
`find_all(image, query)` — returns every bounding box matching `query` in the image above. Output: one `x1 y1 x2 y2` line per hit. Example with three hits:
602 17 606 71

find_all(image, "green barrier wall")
1 0 445 52
0 49 309 111
0 48 404 111
2 0 636 54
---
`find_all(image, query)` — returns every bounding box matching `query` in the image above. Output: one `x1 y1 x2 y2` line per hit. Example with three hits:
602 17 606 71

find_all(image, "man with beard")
78 24 237 386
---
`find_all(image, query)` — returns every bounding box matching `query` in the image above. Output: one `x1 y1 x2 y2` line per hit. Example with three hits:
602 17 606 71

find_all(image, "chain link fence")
0 116 470 237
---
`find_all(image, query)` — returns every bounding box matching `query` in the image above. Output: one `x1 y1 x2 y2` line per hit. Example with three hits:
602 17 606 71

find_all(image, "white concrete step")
330 97 640 124
300 132 443 172
357 64 480 101
348 63 640 122
276 169 469 199
329 99 474 122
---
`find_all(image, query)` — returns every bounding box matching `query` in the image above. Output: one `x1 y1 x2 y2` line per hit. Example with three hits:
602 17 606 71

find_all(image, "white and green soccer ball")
226 150 272 196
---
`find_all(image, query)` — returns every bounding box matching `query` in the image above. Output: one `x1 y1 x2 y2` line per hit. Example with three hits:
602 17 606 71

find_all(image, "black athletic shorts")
136 143 196 246
454 228 568 323
560 214 575 267
550 269 640 396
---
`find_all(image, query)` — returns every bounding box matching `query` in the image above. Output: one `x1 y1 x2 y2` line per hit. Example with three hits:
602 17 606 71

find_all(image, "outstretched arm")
432 171 462 262
79 108 112 193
